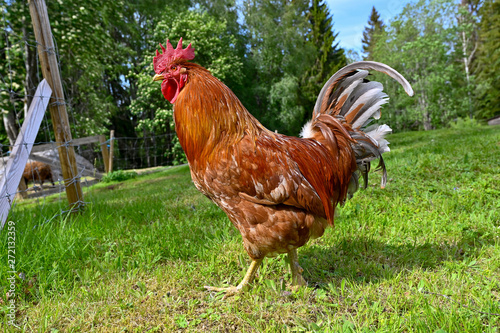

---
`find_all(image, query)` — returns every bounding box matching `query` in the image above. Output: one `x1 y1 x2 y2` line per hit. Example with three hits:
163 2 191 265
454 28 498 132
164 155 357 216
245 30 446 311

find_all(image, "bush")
101 170 138 183
449 117 482 129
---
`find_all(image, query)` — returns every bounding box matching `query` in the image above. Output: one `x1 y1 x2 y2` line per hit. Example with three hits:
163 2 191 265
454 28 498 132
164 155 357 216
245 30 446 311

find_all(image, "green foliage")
42 0 130 136
0 0 30 146
169 136 188 165
474 0 500 120
269 74 305 134
448 117 482 129
241 0 345 135
101 170 138 183
345 49 362 64
244 0 312 80
372 0 475 131
2 0 498 159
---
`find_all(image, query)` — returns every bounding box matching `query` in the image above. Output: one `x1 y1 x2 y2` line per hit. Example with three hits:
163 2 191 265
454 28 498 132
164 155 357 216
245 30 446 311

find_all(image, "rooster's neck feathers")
174 64 266 167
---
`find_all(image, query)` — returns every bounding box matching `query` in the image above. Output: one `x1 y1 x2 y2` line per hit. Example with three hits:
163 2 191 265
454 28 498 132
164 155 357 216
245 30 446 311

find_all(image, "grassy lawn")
1 126 499 332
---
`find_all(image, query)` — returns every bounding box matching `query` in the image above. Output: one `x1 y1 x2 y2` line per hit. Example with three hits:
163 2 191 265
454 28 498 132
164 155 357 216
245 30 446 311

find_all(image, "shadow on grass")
299 231 495 286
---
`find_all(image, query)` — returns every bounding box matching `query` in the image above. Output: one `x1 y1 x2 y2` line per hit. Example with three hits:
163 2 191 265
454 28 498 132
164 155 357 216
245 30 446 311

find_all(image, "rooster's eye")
171 66 177 71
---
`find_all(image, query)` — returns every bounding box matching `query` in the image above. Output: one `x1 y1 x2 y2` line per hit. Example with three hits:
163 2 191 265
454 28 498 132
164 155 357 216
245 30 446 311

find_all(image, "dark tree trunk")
3 110 19 147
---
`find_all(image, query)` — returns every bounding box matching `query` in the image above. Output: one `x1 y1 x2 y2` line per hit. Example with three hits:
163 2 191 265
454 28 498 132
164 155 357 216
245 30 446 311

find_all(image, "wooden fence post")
16 179 28 200
28 0 83 211
108 130 115 173
98 135 110 173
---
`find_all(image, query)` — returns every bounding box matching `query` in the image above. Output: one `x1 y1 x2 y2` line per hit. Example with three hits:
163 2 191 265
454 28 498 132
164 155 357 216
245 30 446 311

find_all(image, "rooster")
153 38 413 296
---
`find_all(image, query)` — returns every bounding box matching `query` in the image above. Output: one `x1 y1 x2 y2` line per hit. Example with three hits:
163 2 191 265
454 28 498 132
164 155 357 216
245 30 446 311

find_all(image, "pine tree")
300 0 346 122
361 6 384 60
474 0 500 119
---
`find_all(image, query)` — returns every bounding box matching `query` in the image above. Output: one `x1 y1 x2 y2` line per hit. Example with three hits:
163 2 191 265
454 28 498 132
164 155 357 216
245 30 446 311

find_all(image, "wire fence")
0 132 178 192
0 131 180 228
104 133 177 171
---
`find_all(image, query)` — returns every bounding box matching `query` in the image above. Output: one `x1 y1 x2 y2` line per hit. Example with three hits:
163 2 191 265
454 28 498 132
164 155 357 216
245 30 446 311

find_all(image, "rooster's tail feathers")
313 61 413 120
302 61 413 190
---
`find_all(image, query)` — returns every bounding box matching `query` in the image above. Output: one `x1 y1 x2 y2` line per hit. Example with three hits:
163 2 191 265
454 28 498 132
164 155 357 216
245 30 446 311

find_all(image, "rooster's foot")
204 285 242 299
292 268 307 287
288 249 308 288
204 258 263 299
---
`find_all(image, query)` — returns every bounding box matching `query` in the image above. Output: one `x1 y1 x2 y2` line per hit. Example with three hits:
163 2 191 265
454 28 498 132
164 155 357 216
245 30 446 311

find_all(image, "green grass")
1 126 499 332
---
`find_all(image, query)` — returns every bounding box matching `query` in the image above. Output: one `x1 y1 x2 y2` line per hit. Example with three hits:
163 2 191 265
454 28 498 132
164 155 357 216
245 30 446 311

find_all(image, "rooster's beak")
153 74 164 82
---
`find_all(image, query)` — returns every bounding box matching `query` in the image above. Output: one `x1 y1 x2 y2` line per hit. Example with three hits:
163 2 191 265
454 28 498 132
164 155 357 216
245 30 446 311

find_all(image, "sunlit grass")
1 126 499 331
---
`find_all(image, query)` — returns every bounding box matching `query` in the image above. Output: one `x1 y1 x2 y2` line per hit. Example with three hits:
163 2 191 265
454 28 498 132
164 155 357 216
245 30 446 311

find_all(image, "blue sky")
325 0 413 53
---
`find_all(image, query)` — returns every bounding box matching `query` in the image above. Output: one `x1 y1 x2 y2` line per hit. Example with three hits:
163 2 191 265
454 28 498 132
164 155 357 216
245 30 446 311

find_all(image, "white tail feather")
351 97 389 129
366 124 392 153
300 120 314 138
345 86 385 120
337 71 368 105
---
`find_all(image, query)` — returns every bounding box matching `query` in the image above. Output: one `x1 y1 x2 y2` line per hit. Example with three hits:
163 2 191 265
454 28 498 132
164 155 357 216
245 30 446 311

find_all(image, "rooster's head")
153 38 195 103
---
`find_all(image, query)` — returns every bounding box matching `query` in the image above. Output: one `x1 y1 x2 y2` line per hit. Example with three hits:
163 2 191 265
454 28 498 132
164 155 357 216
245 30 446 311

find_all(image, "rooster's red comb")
153 38 195 74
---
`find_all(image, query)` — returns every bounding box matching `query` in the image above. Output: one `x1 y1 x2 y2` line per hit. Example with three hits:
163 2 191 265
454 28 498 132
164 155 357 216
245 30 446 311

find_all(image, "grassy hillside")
1 126 499 332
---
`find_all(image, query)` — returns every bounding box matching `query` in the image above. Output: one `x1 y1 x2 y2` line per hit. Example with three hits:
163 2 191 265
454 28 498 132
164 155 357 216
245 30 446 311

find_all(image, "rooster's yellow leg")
288 248 307 287
205 258 263 297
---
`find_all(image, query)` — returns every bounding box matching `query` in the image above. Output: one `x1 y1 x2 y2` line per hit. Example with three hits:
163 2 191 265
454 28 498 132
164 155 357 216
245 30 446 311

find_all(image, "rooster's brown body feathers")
174 63 393 260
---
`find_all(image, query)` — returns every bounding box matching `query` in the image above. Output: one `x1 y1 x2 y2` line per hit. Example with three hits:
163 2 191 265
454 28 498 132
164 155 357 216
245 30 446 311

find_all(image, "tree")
0 0 134 143
361 6 385 60
243 0 319 134
0 0 28 147
299 0 346 123
474 0 500 119
372 0 470 131
456 0 481 119
36 0 123 137
103 0 190 141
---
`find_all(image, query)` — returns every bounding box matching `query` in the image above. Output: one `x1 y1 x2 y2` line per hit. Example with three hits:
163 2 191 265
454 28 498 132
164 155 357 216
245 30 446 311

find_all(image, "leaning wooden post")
98 135 110 173
108 130 115 173
28 0 83 211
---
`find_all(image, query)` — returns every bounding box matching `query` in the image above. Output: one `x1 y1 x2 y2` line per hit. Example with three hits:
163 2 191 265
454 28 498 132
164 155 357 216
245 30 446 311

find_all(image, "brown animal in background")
22 161 55 188
152 38 413 296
